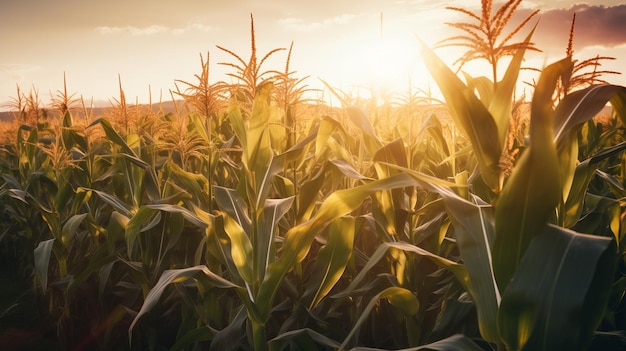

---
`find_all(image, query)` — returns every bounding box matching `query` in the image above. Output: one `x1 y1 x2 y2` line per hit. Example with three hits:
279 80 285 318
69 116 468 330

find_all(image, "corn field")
1 3 626 350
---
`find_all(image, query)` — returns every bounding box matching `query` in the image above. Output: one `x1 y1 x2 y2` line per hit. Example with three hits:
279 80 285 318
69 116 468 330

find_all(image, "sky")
1 0 626 110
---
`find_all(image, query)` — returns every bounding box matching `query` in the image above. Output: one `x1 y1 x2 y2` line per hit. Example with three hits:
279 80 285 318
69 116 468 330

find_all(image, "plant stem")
251 319 267 351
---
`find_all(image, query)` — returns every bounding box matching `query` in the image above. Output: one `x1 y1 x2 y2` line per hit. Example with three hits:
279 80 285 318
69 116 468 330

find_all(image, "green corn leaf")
296 166 326 222
255 153 287 210
462 73 494 106
125 206 159 257
498 225 616 351
420 39 501 190
162 212 185 258
553 85 626 145
563 141 626 228
70 187 91 216
305 216 355 309
61 213 88 247
34 238 55 294
330 158 373 180
214 185 252 234
210 306 248 351
552 85 626 206
90 118 160 203
334 241 468 299
348 334 484 351
80 187 133 218
610 88 626 125
207 212 247 286
90 118 141 160
315 115 346 161
269 328 341 351
145 204 208 229
228 106 247 153
256 197 294 283
105 211 129 251
248 93 276 200
346 106 382 155
222 213 254 286
282 124 318 165
169 326 214 351
98 260 117 298
373 139 410 237
340 287 419 350
256 173 417 322
163 161 209 204
573 193 621 243
493 58 573 291
423 185 500 343
67 246 116 293
489 28 537 147
129 265 240 344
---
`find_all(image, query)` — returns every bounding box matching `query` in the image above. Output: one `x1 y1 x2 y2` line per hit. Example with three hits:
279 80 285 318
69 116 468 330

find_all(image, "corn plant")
406 36 626 350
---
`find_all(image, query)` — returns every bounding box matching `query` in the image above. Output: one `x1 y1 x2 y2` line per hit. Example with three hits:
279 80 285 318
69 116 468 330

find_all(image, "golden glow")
325 30 430 100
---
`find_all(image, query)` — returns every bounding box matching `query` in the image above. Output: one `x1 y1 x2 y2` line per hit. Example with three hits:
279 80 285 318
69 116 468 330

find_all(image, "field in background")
1 2 626 350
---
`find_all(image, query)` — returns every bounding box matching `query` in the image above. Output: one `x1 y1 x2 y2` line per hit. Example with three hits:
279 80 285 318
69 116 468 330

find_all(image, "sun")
333 31 430 100
314 19 450 104
312 12 510 106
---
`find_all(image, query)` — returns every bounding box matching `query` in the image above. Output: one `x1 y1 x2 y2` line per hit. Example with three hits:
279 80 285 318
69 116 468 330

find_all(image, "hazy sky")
2 0 626 109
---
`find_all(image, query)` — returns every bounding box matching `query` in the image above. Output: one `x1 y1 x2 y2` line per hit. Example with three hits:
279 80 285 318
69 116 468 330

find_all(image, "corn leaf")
256 173 417 322
269 328 341 351
315 115 346 160
214 185 252 234
420 40 501 189
255 153 287 210
552 85 626 205
498 225 616 351
228 105 247 153
573 193 621 240
563 141 626 228
423 185 500 343
34 238 55 294
247 86 276 203
462 73 494 106
346 106 382 155
169 326 214 351
340 287 419 350
222 213 254 286
256 197 294 282
493 58 572 291
611 88 626 125
105 211 129 251
61 213 88 247
553 85 626 144
296 166 326 222
348 334 484 351
489 29 536 147
90 118 140 159
146 204 208 229
330 158 373 180
305 216 355 309
125 206 159 257
334 241 468 299
80 188 132 218
210 306 248 351
129 265 240 344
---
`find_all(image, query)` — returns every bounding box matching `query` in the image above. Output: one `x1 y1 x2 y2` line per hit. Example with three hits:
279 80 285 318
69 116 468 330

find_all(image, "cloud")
0 64 41 81
95 23 214 36
278 14 357 32
515 4 626 51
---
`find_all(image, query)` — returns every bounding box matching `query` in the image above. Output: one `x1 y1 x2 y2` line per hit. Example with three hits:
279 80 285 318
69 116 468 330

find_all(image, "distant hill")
0 100 185 122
